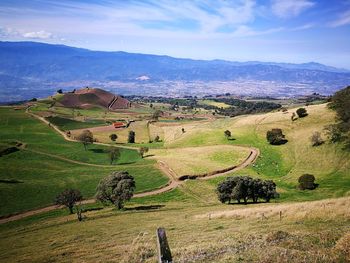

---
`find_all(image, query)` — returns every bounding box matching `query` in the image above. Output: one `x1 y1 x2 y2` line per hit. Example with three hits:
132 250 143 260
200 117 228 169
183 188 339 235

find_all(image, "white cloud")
22 30 53 39
271 0 315 18
329 10 350 27
231 25 283 37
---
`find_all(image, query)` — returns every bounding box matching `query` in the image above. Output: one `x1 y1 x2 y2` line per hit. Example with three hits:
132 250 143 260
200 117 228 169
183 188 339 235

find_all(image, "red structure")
113 122 126 128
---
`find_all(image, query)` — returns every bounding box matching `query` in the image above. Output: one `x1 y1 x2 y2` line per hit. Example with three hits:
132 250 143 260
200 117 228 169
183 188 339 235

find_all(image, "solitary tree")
152 110 162 121
139 147 149 158
296 108 308 118
77 130 94 150
266 128 287 145
109 147 121 164
57 89 63 94
310 131 324 146
298 174 317 190
55 189 83 214
128 131 135 143
224 130 232 139
109 133 118 142
181 128 185 133
95 171 136 209
154 135 161 142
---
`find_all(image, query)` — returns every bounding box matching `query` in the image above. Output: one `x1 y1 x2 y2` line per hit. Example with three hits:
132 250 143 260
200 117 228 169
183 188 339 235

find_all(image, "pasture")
149 145 250 177
0 102 350 263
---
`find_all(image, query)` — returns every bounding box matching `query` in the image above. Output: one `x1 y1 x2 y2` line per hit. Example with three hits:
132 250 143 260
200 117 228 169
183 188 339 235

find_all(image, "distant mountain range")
1 41 349 101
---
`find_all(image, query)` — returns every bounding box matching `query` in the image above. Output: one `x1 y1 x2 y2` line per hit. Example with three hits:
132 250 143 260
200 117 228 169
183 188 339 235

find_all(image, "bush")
296 108 308 118
266 128 287 145
298 174 317 190
128 131 135 143
310 131 324 146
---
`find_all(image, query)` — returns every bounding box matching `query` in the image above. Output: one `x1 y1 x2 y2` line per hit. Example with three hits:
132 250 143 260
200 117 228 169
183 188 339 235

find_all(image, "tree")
310 131 324 146
109 134 118 142
181 128 185 133
139 147 149 158
152 110 162 121
266 128 287 145
296 108 308 118
217 176 278 204
128 131 135 143
55 189 83 214
77 130 94 150
298 174 317 190
224 130 232 139
95 171 136 209
154 135 161 142
328 86 350 149
109 147 120 164
57 89 63 94
291 112 296 121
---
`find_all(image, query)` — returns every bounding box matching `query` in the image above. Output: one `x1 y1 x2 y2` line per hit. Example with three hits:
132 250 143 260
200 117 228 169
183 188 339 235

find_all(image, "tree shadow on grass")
228 201 268 205
124 205 165 211
89 148 107 153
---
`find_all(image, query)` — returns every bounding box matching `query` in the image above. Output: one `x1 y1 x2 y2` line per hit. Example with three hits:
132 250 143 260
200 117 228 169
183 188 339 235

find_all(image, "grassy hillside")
149 145 250 177
0 108 168 216
0 103 349 262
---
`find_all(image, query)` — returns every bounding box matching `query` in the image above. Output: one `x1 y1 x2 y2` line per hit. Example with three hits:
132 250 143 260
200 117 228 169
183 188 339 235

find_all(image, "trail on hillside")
0 147 259 224
0 108 260 224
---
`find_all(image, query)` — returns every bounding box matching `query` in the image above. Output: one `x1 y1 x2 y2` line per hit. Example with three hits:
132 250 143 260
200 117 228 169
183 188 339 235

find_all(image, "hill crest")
58 87 131 110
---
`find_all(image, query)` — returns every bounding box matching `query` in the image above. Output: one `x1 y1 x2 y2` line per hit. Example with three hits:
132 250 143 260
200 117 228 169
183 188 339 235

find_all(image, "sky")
0 0 350 68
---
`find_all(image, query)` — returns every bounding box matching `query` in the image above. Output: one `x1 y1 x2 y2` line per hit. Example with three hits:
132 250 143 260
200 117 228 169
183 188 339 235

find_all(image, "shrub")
296 108 308 118
298 174 317 190
266 128 287 145
154 135 161 142
310 131 324 146
109 134 118 142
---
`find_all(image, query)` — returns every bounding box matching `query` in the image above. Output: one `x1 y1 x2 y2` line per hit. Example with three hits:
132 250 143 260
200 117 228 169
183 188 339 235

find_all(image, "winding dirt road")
0 109 260 224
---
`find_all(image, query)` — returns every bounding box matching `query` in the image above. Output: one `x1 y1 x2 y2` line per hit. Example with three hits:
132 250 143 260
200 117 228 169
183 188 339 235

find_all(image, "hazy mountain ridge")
1 41 350 101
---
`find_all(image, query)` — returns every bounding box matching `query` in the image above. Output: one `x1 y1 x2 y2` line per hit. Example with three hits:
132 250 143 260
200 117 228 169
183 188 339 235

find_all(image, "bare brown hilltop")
58 87 131 110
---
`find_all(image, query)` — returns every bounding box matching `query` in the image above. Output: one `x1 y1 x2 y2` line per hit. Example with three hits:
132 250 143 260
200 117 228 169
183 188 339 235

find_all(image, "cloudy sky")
1 0 350 68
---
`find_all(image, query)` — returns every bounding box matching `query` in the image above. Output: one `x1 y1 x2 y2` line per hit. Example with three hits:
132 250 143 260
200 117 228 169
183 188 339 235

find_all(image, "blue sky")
0 0 350 68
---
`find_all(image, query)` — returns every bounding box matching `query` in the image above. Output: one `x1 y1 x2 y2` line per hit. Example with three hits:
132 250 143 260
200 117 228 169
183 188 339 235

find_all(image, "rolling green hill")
0 102 349 262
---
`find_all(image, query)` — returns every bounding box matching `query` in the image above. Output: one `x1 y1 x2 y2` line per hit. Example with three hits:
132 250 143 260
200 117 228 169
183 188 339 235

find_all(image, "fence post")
156 228 173 263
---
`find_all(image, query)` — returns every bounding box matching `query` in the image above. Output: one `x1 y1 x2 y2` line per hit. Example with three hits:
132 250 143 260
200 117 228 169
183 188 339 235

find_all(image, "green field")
0 102 349 262
46 116 107 131
0 108 169 216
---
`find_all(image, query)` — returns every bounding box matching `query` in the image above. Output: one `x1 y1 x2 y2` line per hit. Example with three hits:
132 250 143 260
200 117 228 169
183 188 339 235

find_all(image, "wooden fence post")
156 228 173 263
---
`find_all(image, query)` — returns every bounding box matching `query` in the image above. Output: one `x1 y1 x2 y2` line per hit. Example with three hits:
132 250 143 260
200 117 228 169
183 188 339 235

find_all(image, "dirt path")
0 108 260 224
0 147 259 224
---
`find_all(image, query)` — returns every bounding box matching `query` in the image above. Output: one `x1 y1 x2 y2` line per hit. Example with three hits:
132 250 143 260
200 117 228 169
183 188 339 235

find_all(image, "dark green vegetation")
217 176 278 204
0 108 168 216
298 174 318 190
96 171 136 209
296 107 308 118
327 86 350 149
212 97 281 117
266 128 287 145
46 116 106 131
